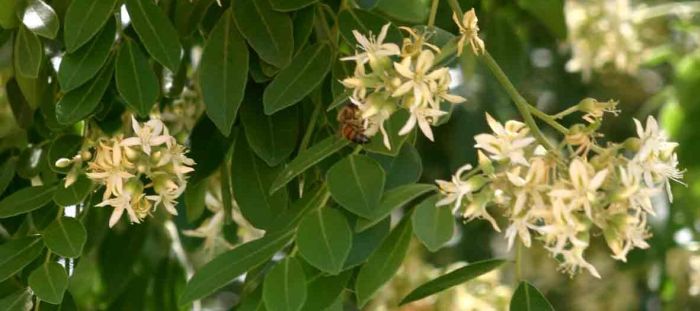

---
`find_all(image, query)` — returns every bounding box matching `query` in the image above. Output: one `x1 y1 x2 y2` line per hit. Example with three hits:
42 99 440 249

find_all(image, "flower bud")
477 150 494 175
125 146 140 161
55 158 73 168
80 150 92 161
623 137 641 152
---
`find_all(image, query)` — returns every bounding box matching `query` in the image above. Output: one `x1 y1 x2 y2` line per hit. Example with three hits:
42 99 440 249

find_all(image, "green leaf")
326 155 385 219
14 60 48 109
28 262 68 304
200 9 249 136
179 232 292 305
269 136 349 194
231 134 288 230
13 25 43 78
184 180 207 223
373 0 429 24
301 270 351 311
124 0 182 72
240 86 299 166
0 0 19 29
399 259 506 305
412 195 453 252
115 38 159 117
0 289 31 311
58 18 115 92
262 257 307 311
174 0 216 37
0 185 56 218
232 0 293 68
55 56 113 125
338 9 402 46
344 217 390 269
5 78 33 128
267 185 328 234
371 143 422 189
20 0 59 39
263 43 332 115
355 183 436 231
510 281 555 311
52 176 92 207
63 0 118 52
269 0 318 12
41 217 87 258
292 6 315 53
517 0 567 39
0 158 16 197
362 109 412 156
296 208 352 274
0 237 44 282
355 217 413 307
188 117 235 185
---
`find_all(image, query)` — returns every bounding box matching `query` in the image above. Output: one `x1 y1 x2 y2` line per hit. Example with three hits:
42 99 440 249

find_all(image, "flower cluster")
340 21 470 149
57 117 195 227
565 0 644 80
436 100 683 278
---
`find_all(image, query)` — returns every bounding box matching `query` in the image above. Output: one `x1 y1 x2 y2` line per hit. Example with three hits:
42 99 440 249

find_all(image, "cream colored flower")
392 50 445 108
631 116 684 200
474 113 535 166
146 177 184 216
340 23 400 67
399 104 447 141
549 158 608 219
452 8 485 56
97 189 141 228
122 116 173 155
86 140 134 200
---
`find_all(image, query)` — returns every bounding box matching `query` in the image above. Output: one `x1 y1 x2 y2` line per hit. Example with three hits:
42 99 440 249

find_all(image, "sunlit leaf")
263 43 332 115
355 217 413 307
510 281 555 311
28 262 68 304
0 184 57 218
232 0 294 68
115 38 160 117
296 208 352 274
125 0 182 72
58 18 115 92
412 195 454 252
400 259 506 305
263 257 307 311
200 9 248 136
63 0 119 52
41 217 87 258
20 0 59 39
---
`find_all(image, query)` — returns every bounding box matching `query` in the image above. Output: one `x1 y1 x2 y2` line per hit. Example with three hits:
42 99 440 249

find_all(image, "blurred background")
1 0 700 310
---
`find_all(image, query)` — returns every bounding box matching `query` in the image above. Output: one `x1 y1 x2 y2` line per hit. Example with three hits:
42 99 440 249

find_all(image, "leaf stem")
515 241 523 281
552 105 580 120
427 0 440 28
527 106 569 135
446 0 463 17
480 51 557 152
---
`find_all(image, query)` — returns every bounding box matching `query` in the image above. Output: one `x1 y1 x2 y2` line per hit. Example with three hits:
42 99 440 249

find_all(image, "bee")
337 103 369 144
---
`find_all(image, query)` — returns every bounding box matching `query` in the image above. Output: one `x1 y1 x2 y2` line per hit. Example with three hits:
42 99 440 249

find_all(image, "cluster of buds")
436 99 683 278
339 11 484 148
57 117 195 227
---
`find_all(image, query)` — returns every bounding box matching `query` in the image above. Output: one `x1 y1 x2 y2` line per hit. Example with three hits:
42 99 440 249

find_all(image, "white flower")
352 95 395 149
392 50 446 108
549 158 608 219
340 23 400 67
146 177 184 216
452 8 485 56
398 104 447 141
122 116 173 155
435 164 475 212
474 113 535 166
430 69 466 108
631 116 684 201
504 215 534 250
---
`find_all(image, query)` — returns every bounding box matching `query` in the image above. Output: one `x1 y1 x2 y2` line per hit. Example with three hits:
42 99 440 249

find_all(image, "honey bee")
337 103 369 144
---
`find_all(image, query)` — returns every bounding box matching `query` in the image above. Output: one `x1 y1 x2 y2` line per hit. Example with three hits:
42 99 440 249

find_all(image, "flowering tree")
0 0 693 309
